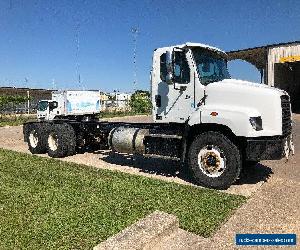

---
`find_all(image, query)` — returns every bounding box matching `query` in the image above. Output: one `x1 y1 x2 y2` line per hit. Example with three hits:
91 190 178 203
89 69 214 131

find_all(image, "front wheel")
188 131 241 189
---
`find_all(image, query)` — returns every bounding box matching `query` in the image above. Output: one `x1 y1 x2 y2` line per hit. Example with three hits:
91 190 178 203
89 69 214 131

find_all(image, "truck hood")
203 78 287 136
209 78 287 95
205 79 287 103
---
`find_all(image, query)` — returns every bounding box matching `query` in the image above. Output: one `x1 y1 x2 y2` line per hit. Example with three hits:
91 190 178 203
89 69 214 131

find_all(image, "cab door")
153 49 202 123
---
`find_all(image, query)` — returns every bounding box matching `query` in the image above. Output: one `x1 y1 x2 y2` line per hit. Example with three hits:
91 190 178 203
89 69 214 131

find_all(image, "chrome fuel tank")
108 127 149 154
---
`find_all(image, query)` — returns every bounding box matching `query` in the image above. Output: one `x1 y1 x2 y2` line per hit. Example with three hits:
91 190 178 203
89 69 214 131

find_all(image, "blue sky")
0 0 299 92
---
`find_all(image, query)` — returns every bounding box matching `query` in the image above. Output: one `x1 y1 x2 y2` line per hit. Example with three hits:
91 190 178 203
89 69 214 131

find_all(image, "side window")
160 51 190 83
173 52 190 84
160 53 167 81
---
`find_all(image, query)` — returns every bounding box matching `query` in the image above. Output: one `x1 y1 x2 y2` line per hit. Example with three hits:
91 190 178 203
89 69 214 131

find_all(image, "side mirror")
165 50 173 84
49 101 58 111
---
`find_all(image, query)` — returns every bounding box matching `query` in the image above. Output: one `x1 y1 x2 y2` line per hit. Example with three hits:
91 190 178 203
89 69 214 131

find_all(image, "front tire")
188 131 241 189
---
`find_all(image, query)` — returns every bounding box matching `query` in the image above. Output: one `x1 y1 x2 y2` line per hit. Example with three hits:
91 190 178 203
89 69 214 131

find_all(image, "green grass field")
0 149 246 249
0 115 35 127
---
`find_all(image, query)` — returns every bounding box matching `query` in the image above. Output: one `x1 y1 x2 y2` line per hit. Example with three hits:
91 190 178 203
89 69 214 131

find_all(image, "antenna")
131 27 139 92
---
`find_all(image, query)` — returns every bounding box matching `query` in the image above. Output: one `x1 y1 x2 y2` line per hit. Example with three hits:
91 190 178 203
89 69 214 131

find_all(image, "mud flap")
284 134 295 161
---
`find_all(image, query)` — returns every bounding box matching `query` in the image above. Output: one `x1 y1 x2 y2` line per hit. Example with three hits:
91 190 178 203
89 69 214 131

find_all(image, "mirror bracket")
174 82 188 91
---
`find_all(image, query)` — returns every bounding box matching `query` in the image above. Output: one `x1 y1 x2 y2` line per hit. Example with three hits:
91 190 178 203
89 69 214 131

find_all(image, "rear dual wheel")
47 124 76 158
27 123 49 154
26 123 76 158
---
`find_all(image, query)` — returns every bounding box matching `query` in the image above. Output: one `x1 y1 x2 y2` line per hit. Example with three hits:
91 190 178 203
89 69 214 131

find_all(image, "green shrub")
129 90 151 114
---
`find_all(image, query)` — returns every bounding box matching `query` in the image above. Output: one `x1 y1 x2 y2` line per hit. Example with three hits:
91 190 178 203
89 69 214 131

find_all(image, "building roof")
0 86 53 91
226 40 300 69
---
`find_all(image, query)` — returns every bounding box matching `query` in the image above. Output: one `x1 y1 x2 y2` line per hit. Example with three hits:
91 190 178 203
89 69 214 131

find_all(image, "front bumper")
245 135 291 161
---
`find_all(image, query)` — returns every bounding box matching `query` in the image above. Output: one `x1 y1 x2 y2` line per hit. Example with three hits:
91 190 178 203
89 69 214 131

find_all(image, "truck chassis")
24 120 185 159
23 118 289 189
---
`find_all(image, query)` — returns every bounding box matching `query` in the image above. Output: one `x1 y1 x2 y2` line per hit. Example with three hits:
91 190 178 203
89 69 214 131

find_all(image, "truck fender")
188 105 261 137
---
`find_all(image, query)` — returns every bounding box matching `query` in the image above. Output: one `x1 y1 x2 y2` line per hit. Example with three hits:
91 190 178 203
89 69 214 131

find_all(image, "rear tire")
188 131 241 189
47 123 76 158
26 123 48 154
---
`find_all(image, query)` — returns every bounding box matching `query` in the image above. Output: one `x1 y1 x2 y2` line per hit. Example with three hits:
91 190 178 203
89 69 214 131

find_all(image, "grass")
0 115 36 127
0 149 246 249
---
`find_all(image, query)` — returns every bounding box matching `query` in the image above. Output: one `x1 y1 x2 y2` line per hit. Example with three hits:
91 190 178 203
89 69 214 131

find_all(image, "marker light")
249 116 263 131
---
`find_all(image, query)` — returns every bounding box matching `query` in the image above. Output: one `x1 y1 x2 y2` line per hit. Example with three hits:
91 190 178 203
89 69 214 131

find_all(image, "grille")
281 95 292 136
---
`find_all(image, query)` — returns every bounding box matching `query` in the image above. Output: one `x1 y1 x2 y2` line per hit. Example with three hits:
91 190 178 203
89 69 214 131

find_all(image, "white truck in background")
37 90 101 121
24 42 294 189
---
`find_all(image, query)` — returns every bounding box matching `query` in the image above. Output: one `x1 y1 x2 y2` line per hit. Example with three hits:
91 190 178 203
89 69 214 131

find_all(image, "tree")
129 90 151 114
0 96 10 117
0 95 29 116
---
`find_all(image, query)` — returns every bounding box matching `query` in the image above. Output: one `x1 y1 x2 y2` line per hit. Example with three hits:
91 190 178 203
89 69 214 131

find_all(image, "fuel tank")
108 127 149 154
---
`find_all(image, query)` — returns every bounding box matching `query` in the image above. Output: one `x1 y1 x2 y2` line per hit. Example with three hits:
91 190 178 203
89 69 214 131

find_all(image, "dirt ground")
0 114 299 197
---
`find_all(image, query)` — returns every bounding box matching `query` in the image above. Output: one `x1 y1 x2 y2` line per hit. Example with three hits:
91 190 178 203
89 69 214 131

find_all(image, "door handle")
155 95 161 107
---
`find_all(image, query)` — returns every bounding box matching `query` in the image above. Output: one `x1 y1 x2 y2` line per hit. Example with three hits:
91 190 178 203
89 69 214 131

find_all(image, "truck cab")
37 91 101 121
37 100 59 121
152 42 291 138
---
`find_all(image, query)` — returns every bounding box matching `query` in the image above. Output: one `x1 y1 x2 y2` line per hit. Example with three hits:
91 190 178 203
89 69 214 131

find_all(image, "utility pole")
27 90 30 114
25 78 30 114
131 27 139 92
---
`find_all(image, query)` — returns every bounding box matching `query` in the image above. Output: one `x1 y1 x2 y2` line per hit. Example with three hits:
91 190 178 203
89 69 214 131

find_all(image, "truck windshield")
192 48 230 85
37 101 48 111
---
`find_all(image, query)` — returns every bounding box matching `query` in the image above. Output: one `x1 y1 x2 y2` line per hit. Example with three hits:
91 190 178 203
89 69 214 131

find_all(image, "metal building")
227 41 300 112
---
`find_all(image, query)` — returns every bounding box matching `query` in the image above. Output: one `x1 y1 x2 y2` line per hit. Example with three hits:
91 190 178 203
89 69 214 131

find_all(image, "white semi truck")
37 90 101 121
23 42 294 189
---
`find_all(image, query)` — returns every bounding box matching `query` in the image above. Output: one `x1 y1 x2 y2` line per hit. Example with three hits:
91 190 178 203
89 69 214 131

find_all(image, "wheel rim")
197 145 226 178
29 130 39 148
48 133 58 151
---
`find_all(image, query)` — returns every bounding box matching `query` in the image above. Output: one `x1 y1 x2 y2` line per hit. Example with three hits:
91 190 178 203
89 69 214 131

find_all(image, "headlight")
249 116 263 131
